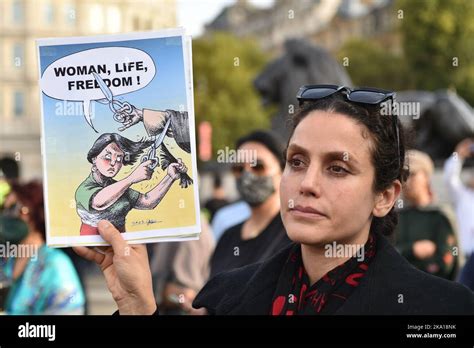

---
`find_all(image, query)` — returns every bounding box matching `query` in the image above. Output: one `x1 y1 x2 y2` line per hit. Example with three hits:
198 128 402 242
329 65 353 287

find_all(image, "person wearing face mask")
0 181 85 314
208 130 292 278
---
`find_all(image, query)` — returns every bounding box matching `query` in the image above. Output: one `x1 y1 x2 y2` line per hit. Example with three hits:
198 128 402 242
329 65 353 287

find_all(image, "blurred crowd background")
1 0 473 315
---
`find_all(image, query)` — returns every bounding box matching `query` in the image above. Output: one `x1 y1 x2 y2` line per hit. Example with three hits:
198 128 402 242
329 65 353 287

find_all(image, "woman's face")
4 192 31 227
94 142 125 177
404 170 431 205
280 111 393 246
233 141 282 191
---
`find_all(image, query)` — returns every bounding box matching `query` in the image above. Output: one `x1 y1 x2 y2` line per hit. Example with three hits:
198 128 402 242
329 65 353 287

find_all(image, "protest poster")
37 28 201 247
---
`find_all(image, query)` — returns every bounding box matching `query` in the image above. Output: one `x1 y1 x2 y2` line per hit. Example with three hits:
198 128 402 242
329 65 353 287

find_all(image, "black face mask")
0 207 29 244
236 171 275 207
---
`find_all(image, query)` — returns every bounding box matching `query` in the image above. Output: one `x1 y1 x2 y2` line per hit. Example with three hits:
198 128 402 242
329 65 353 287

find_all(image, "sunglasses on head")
296 84 396 107
296 84 400 168
231 161 266 176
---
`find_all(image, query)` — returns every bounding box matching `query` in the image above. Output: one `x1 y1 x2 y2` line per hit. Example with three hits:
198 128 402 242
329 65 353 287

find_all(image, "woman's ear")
92 157 96 164
373 180 402 217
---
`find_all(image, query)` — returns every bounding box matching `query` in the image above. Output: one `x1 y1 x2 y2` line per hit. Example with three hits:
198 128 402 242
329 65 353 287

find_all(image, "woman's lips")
289 205 327 219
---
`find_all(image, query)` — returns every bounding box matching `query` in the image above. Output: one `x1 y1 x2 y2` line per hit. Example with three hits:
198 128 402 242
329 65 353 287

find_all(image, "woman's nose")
299 165 321 197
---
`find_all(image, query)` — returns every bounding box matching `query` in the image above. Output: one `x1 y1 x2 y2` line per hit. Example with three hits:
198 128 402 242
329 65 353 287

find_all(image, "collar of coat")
193 231 473 315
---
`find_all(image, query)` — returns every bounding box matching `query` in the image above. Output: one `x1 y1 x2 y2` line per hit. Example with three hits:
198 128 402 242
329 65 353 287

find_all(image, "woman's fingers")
116 104 133 114
93 246 111 254
97 220 129 257
73 246 106 265
141 160 153 167
118 123 131 132
174 158 187 173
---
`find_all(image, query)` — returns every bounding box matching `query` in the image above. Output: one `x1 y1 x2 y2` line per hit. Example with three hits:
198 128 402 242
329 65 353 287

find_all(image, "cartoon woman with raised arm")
75 133 187 235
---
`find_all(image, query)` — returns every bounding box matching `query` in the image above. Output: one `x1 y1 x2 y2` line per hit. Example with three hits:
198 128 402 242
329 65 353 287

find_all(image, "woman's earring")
92 164 97 172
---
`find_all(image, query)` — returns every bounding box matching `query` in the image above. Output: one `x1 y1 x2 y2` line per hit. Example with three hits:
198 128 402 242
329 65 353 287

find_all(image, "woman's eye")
116 156 122 162
328 165 349 175
288 158 304 168
105 154 111 160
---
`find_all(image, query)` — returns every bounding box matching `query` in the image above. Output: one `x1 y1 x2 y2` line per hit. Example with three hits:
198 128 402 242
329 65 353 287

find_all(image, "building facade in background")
205 0 398 54
0 0 176 179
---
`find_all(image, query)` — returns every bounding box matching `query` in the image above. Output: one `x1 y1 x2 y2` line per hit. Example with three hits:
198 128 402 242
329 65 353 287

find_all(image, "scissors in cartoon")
92 72 133 123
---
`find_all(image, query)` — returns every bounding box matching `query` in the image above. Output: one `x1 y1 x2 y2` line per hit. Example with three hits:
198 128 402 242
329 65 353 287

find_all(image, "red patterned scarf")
271 233 376 315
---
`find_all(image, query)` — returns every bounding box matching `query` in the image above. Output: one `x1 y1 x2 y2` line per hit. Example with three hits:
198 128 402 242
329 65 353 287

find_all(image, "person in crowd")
1 181 85 314
149 213 214 315
203 174 229 223
211 200 250 242
0 157 20 182
395 150 458 279
0 157 19 211
209 130 292 278
444 138 474 290
75 86 474 315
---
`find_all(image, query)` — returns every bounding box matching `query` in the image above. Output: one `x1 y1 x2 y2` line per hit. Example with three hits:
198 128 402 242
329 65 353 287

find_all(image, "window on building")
64 3 76 26
13 43 24 69
13 91 24 117
133 17 140 30
0 90 3 118
44 1 55 25
12 0 24 24
106 6 121 33
89 5 104 32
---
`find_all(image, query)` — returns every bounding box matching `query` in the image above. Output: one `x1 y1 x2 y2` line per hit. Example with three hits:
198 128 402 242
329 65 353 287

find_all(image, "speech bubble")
40 47 156 132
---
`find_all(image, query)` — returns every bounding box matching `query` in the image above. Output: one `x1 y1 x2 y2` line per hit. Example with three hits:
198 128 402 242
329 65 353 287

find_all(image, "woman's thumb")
98 220 129 256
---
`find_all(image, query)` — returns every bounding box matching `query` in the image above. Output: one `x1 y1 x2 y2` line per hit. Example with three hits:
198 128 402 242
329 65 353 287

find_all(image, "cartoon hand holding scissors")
93 72 172 170
140 117 171 170
92 72 143 131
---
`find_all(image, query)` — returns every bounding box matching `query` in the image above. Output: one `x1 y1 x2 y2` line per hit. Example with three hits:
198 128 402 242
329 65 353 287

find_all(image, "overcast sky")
177 0 274 37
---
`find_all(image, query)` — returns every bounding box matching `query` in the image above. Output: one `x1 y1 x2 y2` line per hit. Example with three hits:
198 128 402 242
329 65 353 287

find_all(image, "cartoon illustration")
93 72 193 188
121 107 193 187
75 133 187 235
39 29 200 247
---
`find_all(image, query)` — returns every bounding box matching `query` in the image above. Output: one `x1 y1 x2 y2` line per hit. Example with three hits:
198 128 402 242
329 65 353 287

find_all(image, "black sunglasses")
231 161 266 176
296 84 400 169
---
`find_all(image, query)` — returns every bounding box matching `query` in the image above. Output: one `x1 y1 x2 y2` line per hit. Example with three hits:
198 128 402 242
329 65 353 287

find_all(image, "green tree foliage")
397 0 474 103
193 33 271 158
337 39 414 91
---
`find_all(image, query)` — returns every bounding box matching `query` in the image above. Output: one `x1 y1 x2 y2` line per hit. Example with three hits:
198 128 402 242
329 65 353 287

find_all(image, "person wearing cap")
209 130 292 278
395 150 458 279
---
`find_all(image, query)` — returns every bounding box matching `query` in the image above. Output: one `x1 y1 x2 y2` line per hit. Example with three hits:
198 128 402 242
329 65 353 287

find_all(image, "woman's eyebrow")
287 144 360 166
323 151 359 165
286 143 309 157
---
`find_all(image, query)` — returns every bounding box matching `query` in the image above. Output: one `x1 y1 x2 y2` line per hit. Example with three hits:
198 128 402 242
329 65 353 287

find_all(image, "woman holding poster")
74 85 474 315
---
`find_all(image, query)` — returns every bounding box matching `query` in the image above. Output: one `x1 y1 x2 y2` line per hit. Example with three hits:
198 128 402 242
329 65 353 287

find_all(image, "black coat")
193 232 474 315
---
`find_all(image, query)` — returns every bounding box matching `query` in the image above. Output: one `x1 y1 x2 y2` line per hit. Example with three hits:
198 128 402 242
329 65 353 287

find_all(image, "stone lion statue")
254 39 474 163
